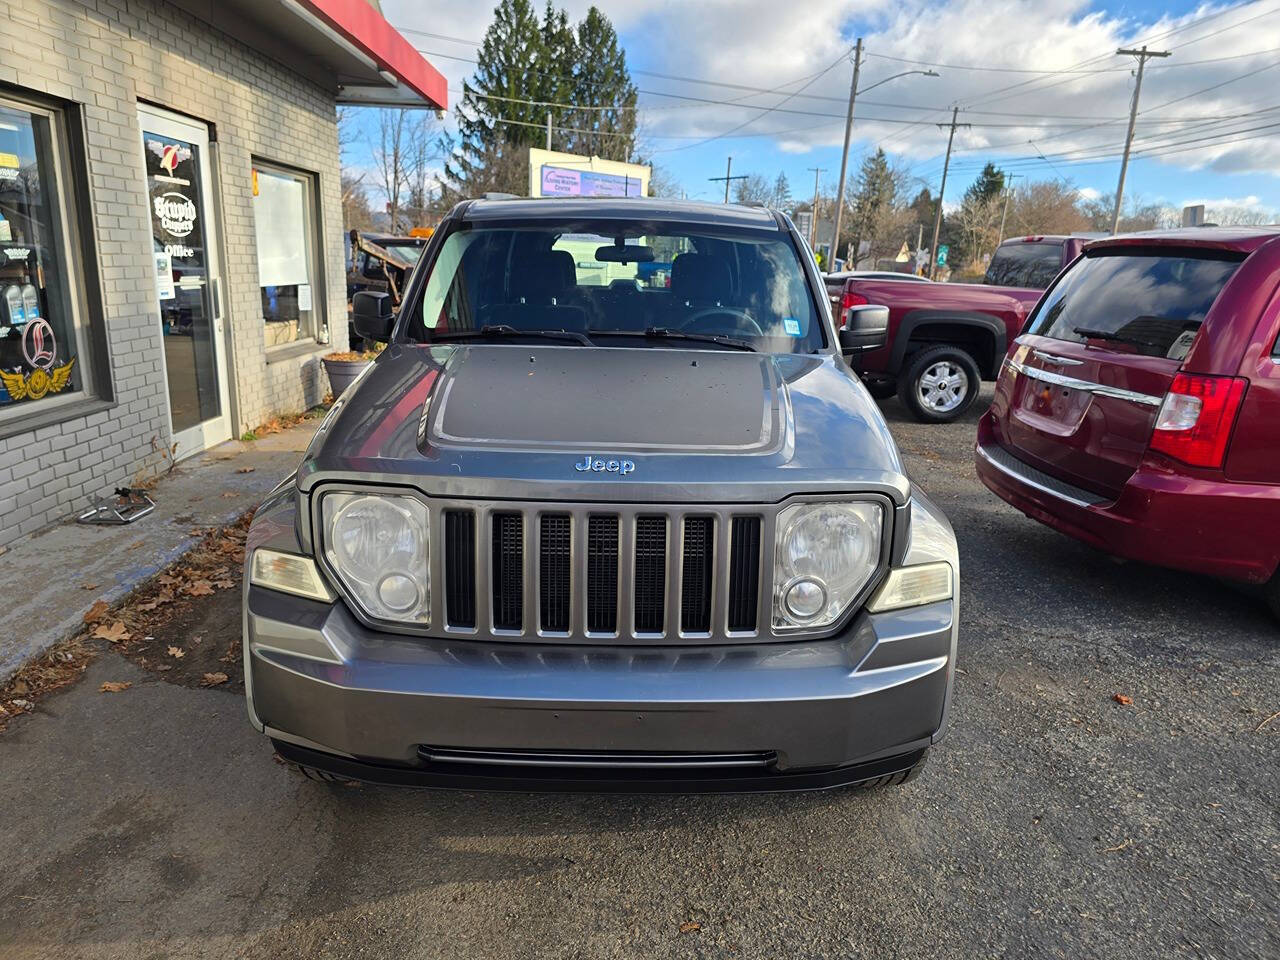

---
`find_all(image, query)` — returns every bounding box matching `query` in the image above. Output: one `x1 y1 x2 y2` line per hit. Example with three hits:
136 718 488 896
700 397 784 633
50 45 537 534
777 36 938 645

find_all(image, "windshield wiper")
1073 326 1164 350
591 327 757 352
429 325 592 346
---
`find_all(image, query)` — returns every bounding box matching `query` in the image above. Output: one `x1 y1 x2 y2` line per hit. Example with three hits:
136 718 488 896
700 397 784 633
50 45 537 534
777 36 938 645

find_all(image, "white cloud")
1076 186 1101 200
1181 194 1262 208
383 0 1280 188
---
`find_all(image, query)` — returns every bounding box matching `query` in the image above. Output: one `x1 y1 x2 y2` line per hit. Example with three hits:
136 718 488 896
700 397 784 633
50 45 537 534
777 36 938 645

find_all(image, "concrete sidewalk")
0 418 320 681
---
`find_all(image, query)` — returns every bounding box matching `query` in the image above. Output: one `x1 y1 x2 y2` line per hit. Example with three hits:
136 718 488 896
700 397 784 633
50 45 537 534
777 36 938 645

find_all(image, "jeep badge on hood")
575 455 636 475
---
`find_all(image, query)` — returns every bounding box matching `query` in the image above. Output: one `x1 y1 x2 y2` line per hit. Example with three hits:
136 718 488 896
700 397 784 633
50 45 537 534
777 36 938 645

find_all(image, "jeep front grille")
439 504 767 642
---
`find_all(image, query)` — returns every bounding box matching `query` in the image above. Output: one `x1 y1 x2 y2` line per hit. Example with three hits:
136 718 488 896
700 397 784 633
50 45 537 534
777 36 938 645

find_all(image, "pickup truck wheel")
898 346 981 423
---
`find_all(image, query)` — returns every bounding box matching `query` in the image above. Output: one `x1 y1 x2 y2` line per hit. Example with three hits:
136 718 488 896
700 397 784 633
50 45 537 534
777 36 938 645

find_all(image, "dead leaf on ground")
127 540 144 551
92 621 130 643
679 922 701 934
100 681 131 693
185 580 215 597
1112 693 1134 706
213 579 236 590
236 467 255 474
221 491 237 498
200 672 229 687
83 600 110 624
167 646 185 659
81 583 99 591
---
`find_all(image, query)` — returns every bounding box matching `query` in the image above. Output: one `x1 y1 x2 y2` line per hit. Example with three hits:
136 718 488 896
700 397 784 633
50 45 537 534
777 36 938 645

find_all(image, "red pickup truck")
835 235 1092 422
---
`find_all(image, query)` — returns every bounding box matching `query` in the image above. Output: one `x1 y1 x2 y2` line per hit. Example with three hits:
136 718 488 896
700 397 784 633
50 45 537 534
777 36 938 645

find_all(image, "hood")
299 344 908 504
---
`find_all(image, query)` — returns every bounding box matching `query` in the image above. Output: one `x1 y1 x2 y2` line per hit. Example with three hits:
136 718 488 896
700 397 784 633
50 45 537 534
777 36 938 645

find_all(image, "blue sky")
377 0 1280 217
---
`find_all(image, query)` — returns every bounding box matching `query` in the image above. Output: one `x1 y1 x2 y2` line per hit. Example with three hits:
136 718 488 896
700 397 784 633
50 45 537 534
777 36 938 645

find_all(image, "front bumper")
975 418 1280 584
245 585 955 790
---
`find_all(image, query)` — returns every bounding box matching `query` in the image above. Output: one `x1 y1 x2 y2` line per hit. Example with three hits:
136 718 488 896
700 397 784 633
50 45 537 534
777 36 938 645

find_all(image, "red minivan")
975 227 1280 619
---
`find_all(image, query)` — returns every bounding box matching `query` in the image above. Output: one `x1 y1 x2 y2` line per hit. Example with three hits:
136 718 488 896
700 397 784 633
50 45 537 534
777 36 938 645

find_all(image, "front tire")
897 345 981 423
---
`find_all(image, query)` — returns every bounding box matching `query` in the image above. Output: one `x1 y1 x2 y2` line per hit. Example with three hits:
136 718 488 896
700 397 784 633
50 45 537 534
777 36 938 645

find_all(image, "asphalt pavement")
1 386 1277 960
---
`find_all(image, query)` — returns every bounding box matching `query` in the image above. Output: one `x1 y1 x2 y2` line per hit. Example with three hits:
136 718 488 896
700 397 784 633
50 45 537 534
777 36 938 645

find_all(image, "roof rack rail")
482 192 519 200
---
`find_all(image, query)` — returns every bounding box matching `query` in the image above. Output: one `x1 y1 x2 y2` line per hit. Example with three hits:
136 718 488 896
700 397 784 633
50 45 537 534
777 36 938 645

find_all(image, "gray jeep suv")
243 198 959 791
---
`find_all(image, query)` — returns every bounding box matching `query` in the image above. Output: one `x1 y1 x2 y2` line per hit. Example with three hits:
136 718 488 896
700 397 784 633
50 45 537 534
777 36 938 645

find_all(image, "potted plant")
321 346 379 396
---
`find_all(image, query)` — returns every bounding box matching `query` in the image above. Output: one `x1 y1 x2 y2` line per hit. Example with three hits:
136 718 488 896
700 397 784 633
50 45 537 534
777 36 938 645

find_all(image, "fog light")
377 573 419 612
784 577 826 620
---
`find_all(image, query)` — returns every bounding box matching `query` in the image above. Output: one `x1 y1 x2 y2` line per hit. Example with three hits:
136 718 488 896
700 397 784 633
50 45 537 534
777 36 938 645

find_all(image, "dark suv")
243 198 959 791
976 227 1280 618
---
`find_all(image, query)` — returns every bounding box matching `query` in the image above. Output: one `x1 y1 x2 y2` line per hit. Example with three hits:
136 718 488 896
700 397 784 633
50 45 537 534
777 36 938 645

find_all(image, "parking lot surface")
1 387 1277 960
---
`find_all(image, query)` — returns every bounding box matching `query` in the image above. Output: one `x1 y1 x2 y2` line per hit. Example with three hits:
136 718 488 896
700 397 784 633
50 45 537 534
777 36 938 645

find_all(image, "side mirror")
838 304 889 353
353 291 394 342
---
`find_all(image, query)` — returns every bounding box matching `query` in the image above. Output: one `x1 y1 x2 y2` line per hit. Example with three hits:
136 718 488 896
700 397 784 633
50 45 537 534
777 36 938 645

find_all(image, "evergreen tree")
963 162 1006 205
442 0 546 199
440 2 637 198
567 7 637 161
849 149 897 263
537 1 577 152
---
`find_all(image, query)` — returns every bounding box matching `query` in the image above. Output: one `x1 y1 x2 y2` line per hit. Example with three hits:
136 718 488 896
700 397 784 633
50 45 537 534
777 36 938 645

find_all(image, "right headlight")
321 491 430 624
773 501 883 630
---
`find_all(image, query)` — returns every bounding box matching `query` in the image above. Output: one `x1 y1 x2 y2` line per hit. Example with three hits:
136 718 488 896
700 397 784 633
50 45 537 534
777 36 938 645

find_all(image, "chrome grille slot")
728 516 762 632
491 512 524 630
680 516 714 633
539 514 572 632
633 516 667 634
586 515 619 633
443 510 476 628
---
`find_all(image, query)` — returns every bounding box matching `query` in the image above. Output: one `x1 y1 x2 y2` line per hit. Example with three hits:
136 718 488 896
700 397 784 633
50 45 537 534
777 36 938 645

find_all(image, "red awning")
294 0 447 109
187 0 448 110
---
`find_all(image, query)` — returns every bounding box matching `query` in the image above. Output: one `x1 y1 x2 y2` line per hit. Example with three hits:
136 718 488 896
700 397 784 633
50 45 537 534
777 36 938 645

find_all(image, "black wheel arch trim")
890 310 1008 377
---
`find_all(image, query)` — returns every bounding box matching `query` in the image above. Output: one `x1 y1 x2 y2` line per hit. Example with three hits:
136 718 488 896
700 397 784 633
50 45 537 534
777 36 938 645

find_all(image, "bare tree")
372 109 442 232
1006 181 1090 237
1205 204 1276 225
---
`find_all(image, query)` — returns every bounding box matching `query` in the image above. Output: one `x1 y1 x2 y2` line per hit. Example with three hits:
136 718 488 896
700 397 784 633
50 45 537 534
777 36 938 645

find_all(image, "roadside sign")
895 242 910 262
936 244 949 267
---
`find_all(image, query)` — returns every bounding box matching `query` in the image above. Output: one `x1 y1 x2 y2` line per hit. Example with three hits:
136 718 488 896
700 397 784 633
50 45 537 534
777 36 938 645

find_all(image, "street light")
828 39 938 271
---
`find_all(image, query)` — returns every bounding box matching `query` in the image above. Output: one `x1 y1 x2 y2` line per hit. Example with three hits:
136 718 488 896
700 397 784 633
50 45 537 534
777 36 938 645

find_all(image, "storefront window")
252 163 321 346
0 96 85 411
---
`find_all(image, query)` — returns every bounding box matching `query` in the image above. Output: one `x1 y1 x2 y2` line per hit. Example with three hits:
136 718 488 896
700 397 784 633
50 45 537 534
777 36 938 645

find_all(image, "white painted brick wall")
0 0 349 547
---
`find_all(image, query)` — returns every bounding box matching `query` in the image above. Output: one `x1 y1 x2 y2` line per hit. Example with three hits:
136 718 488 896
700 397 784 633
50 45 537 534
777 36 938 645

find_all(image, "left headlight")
773 501 883 630
321 492 430 624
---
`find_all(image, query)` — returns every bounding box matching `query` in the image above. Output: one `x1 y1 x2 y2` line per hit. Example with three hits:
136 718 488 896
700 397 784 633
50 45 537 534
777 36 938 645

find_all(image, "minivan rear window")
1024 250 1242 360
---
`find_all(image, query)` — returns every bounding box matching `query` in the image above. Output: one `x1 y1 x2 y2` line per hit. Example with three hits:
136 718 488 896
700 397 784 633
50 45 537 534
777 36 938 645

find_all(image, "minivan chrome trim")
1032 350 1084 366
1009 359 1163 407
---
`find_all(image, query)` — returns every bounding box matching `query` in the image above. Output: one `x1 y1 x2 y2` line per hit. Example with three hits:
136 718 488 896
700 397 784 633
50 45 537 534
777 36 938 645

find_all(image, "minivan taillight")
1149 373 1248 469
839 290 868 327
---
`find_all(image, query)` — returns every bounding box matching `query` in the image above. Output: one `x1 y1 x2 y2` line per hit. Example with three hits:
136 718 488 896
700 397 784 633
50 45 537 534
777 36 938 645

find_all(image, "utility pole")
708 156 748 204
997 173 1022 245
928 107 969 279
1111 45 1170 234
546 111 552 151
828 37 863 268
806 166 826 248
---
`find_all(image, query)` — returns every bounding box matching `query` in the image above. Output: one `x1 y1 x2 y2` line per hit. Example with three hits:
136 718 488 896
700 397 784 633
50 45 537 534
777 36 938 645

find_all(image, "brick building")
0 0 444 545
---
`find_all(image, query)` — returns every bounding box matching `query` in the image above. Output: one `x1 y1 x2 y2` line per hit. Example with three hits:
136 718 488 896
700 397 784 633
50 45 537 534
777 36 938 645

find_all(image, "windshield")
984 242 1063 288
404 220 825 353
383 243 424 264
1024 250 1242 359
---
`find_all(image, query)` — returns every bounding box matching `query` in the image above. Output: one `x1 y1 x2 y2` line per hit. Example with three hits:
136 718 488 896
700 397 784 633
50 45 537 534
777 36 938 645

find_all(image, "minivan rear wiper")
1073 326 1164 350
429 325 592 346
591 327 757 352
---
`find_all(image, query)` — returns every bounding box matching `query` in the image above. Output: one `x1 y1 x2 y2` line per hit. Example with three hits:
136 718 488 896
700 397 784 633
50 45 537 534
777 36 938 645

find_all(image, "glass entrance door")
138 106 230 459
